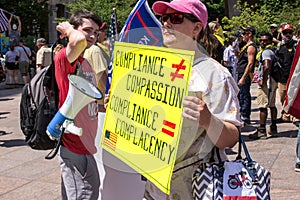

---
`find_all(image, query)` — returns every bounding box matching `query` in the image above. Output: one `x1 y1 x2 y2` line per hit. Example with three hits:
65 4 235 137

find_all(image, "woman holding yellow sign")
145 0 243 199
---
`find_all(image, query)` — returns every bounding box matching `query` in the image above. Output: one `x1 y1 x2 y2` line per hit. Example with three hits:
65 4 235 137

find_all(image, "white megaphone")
46 74 103 140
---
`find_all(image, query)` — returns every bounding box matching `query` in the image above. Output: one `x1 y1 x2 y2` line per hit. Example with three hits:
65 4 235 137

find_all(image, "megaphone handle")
45 127 65 160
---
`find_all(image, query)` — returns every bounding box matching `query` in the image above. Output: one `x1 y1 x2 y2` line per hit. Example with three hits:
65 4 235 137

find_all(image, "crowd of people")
228 23 300 130
51 1 300 200
0 14 53 88
219 20 300 172
1 0 300 199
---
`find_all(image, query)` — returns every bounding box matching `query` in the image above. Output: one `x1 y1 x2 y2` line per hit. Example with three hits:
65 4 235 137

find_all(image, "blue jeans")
237 73 251 119
296 125 300 164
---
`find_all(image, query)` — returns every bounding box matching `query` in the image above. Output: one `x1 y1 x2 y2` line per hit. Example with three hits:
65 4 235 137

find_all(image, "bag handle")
236 131 254 164
238 133 260 184
236 130 243 160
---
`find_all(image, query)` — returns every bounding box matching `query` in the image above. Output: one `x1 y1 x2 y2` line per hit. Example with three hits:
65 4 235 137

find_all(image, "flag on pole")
106 0 163 93
106 7 118 92
118 0 162 45
108 7 118 56
284 43 300 119
0 9 8 32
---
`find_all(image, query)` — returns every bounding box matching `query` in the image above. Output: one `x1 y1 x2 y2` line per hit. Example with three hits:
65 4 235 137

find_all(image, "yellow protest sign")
101 41 194 194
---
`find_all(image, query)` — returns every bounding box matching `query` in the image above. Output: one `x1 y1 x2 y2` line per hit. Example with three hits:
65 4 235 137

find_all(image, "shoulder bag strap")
21 46 31 60
235 130 253 163
45 39 67 160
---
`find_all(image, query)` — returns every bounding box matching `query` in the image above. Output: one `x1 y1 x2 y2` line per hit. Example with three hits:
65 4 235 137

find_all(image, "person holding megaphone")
51 10 103 200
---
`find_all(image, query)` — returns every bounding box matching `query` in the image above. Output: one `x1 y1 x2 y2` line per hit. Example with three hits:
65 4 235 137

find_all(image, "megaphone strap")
45 127 64 160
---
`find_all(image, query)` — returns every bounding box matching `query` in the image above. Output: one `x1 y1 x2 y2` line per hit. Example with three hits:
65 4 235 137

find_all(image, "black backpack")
20 41 60 158
20 41 80 159
20 61 58 151
263 48 283 82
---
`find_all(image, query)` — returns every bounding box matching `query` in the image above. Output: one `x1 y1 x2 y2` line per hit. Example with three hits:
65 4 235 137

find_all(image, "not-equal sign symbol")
162 120 176 137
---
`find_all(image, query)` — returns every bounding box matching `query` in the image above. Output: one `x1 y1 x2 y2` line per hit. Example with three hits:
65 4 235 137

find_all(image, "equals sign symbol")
162 120 176 137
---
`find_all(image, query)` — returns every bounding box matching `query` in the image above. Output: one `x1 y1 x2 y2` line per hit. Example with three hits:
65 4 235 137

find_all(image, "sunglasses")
282 30 293 35
161 13 199 25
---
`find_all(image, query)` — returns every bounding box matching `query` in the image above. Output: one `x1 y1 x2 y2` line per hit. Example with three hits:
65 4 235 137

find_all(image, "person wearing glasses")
144 0 242 199
236 26 257 125
277 24 298 123
249 32 278 139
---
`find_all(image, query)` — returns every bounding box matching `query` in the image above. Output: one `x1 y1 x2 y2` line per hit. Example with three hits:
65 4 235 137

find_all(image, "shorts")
19 61 29 75
257 77 277 108
278 82 287 105
5 62 19 70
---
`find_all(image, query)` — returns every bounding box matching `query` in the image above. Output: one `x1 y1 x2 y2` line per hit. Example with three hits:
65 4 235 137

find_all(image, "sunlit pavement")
0 81 299 200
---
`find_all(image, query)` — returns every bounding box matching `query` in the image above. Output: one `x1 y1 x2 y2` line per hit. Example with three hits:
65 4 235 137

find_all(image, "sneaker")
295 163 300 172
281 113 291 122
268 125 278 136
249 128 267 140
241 116 251 125
243 119 251 125
292 117 300 127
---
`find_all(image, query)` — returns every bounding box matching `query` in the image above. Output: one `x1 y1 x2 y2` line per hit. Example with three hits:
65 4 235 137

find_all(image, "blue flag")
106 0 162 92
118 0 162 46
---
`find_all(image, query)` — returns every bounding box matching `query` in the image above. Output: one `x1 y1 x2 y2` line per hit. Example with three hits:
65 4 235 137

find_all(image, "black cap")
234 30 242 37
242 26 256 36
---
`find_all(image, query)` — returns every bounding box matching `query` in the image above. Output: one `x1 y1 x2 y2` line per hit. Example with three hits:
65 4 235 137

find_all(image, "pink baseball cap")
152 0 208 28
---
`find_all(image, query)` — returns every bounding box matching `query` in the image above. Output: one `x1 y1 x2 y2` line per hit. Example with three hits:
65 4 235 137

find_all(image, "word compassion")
115 50 185 109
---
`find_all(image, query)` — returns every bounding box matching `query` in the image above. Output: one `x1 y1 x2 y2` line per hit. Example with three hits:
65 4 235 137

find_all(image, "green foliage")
203 0 226 22
66 0 137 32
1 0 300 44
22 35 36 51
222 0 300 38
0 0 49 39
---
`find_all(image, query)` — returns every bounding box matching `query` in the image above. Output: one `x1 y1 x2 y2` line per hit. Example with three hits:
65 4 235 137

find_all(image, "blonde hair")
53 44 64 55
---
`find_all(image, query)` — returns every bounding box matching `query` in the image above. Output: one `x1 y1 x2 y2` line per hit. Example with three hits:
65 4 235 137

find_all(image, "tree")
0 0 49 49
204 0 226 23
67 0 137 33
222 0 300 38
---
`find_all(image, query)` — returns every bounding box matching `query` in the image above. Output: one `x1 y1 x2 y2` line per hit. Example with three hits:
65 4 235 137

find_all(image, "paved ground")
0 81 299 200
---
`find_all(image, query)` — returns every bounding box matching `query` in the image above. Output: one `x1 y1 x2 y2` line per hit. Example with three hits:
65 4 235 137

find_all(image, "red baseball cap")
281 24 293 31
152 0 208 28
